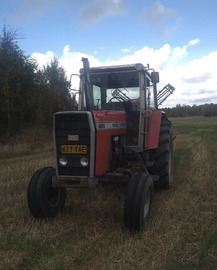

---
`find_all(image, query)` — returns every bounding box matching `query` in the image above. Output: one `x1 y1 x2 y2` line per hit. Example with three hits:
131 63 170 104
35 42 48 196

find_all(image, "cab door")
125 71 145 152
126 71 157 152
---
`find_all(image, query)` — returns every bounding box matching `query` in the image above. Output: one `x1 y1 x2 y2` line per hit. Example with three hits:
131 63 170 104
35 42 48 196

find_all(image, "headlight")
80 157 88 167
59 157 68 166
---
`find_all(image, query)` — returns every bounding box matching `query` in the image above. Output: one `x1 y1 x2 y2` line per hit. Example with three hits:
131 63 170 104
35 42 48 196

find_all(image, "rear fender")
146 111 163 150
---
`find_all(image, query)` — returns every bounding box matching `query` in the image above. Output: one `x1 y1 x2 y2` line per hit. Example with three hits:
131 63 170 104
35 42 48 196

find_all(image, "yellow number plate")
60 145 87 154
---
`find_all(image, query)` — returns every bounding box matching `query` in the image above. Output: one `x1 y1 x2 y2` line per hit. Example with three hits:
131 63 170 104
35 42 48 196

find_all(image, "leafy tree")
162 103 217 117
36 57 76 127
0 25 76 139
202 103 217 117
0 25 37 136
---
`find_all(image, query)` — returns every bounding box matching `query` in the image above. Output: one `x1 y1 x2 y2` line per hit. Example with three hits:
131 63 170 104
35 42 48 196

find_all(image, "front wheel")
124 172 154 231
27 167 66 219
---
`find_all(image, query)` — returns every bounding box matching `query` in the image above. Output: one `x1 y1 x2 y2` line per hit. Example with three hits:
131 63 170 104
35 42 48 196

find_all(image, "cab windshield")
90 70 140 111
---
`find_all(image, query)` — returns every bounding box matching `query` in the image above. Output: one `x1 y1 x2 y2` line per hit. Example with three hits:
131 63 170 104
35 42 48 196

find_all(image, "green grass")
0 116 217 269
172 116 217 142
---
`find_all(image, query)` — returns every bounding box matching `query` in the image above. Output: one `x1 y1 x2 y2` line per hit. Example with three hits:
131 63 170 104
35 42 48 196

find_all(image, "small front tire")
27 167 66 219
124 172 154 231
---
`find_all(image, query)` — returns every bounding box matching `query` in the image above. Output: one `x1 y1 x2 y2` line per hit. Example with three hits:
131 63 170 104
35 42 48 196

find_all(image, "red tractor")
28 58 175 230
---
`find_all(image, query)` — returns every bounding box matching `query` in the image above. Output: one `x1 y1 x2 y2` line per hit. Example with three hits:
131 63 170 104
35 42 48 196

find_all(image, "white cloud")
140 1 176 26
32 51 56 68
104 44 171 69
78 0 127 27
188 38 200 46
170 38 200 62
32 41 217 107
140 1 183 37
160 50 217 107
60 45 101 90
121 48 131 53
11 0 128 27
59 44 101 74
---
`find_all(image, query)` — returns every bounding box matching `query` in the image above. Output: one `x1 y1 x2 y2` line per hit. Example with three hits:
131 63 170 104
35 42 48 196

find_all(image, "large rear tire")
124 172 154 231
149 119 174 189
28 167 66 219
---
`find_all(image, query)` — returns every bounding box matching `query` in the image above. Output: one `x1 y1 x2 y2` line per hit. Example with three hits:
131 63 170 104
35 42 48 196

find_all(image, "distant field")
0 116 217 270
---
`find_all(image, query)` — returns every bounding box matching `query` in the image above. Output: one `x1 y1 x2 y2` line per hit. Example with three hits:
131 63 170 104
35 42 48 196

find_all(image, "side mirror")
151 72 159 83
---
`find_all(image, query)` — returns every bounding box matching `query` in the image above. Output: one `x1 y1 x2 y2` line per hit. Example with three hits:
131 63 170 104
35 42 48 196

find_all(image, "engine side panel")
92 110 127 176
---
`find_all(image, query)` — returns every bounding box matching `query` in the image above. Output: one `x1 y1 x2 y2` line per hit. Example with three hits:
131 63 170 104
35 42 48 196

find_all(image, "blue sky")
1 0 217 107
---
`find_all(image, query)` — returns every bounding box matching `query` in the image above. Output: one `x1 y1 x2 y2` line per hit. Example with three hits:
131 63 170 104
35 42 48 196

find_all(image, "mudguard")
146 110 163 150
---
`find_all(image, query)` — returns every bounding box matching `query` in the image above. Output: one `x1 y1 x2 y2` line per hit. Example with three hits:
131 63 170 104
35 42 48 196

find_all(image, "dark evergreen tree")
0 25 37 136
0 25 76 139
36 57 76 127
162 103 217 118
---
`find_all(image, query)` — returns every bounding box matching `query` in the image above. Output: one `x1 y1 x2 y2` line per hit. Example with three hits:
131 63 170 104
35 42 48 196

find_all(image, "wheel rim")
144 189 151 218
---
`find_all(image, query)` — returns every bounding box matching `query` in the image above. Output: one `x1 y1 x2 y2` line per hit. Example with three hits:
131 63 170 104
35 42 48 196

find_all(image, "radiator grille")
54 112 91 176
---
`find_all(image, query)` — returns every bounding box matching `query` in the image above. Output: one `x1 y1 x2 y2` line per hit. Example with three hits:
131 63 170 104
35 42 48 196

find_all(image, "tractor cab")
79 58 159 152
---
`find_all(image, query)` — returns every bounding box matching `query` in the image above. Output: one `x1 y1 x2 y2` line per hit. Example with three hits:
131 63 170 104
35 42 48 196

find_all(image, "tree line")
0 25 76 139
161 103 217 118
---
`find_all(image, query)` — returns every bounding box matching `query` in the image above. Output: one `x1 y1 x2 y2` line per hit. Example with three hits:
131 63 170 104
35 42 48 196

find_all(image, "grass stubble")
0 117 217 270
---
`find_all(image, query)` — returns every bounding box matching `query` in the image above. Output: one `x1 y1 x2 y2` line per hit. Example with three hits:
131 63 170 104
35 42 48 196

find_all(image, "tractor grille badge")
68 135 79 141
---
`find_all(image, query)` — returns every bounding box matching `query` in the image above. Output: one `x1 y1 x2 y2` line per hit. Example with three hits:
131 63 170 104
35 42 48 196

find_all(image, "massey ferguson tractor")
28 58 175 231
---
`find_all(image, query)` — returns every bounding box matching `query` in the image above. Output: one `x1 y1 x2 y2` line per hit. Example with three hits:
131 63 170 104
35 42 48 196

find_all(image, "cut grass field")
0 116 217 270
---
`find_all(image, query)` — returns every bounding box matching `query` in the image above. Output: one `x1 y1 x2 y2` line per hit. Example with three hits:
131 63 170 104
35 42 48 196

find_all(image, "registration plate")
60 145 87 154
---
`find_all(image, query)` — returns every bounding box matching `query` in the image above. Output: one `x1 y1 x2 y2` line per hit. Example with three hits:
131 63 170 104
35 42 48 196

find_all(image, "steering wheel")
108 96 117 103
108 88 131 103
